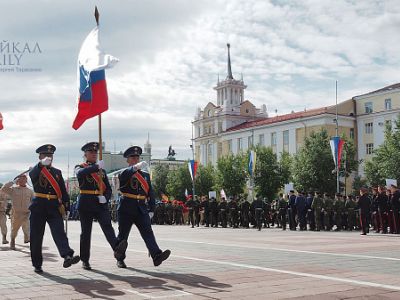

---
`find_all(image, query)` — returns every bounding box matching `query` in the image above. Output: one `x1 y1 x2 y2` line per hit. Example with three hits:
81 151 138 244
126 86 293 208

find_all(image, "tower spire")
227 43 233 79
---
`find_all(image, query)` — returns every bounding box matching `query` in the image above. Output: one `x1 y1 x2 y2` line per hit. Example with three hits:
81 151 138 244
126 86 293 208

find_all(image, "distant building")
193 44 400 185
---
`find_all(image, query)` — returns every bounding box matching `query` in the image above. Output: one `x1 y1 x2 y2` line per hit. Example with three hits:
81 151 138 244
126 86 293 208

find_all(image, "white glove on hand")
134 161 148 170
149 212 154 219
97 160 105 170
41 157 52 166
98 196 107 204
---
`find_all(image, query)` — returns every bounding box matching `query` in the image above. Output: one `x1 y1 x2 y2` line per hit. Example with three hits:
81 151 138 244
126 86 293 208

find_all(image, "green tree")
253 146 281 201
292 129 336 193
152 164 170 197
364 116 400 184
279 151 292 186
194 164 215 197
215 153 247 198
166 164 192 201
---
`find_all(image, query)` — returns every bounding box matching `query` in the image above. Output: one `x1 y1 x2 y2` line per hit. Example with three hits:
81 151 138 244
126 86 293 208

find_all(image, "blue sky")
1 0 400 182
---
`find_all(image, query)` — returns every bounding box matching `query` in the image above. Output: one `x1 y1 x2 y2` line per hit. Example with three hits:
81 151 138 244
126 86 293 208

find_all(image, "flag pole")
94 6 103 161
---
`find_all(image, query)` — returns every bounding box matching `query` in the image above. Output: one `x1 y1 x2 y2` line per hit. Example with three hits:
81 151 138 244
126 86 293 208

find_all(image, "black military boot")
117 260 127 268
63 255 80 268
82 261 92 270
34 266 43 274
153 250 171 267
114 240 128 261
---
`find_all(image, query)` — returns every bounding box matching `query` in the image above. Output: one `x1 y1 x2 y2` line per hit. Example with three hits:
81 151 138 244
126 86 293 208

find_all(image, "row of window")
227 130 290 153
364 98 392 114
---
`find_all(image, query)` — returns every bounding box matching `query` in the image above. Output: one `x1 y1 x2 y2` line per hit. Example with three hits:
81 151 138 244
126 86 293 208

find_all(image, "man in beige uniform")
0 190 8 244
1 175 33 250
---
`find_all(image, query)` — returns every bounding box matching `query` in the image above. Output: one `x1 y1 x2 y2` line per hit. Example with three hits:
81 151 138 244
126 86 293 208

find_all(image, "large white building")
193 45 400 180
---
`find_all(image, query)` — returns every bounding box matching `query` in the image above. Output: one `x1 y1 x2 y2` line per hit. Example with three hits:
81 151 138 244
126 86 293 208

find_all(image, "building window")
365 102 373 114
366 143 374 155
365 122 373 134
283 130 289 152
208 144 213 158
248 136 253 148
237 138 243 152
385 98 392 110
227 139 232 153
259 134 265 146
349 128 355 139
271 132 277 146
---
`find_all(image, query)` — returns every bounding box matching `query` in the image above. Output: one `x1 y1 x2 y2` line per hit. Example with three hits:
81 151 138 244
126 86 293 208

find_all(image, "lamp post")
191 121 196 198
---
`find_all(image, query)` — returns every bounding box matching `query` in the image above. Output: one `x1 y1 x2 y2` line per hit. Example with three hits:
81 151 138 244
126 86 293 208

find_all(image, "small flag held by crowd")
188 160 198 181
330 136 345 168
248 150 256 176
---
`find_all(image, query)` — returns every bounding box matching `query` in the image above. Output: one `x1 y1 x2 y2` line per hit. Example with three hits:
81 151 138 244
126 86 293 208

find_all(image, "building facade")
193 45 400 181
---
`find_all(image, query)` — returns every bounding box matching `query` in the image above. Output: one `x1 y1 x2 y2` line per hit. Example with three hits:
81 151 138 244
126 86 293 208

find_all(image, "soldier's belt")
34 193 58 200
80 190 102 195
121 193 147 200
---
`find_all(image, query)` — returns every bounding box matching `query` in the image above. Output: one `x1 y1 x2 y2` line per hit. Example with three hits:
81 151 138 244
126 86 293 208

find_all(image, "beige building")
193 45 400 189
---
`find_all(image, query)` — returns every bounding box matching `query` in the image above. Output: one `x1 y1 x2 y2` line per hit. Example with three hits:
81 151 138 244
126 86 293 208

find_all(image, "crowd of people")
149 185 400 235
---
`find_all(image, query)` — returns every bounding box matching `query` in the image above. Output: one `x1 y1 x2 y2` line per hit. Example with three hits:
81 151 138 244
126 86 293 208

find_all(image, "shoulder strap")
133 172 150 195
41 167 62 200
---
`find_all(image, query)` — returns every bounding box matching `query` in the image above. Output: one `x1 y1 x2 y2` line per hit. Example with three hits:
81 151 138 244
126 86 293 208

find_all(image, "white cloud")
1 0 400 182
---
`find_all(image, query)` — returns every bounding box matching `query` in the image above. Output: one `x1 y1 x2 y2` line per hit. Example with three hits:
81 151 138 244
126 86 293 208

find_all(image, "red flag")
0 113 3 130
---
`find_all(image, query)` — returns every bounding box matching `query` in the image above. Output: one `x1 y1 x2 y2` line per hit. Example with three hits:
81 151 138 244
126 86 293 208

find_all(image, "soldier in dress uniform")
29 144 80 273
311 191 323 231
218 197 228 228
193 196 201 227
1 174 33 250
228 197 239 228
75 142 128 270
240 198 250 228
278 193 288 230
116 146 171 268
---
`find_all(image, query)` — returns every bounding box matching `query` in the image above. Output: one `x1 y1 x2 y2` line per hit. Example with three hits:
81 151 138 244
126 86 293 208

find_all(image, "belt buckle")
46 194 51 200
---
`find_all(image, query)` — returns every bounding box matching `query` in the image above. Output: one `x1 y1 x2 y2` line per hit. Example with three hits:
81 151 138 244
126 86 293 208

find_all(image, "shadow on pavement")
127 267 232 292
40 272 125 300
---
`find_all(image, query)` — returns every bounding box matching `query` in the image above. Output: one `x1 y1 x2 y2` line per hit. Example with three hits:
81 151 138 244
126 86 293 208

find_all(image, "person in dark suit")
29 144 80 273
75 142 127 270
116 146 170 268
358 187 371 235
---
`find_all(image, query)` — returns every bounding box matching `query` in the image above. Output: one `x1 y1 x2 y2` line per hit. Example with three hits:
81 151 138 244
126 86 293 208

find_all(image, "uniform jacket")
29 163 69 208
118 167 155 214
1 182 33 213
75 162 112 211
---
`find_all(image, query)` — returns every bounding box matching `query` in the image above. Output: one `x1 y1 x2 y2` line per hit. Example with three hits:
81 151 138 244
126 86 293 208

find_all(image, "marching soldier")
344 195 357 231
389 184 400 234
0 190 8 244
252 195 264 231
278 193 288 230
201 196 210 227
209 197 218 227
186 196 195 227
311 191 323 231
193 196 201 227
333 194 344 231
288 190 297 230
29 144 80 273
323 193 334 231
228 198 239 228
240 198 250 228
358 187 371 235
377 186 389 234
1 174 33 250
218 197 228 228
116 146 170 268
75 142 127 270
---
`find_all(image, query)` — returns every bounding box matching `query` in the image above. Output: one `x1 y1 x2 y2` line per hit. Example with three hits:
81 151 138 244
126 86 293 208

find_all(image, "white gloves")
98 196 107 204
41 157 52 166
97 160 105 170
133 161 148 171
149 212 154 219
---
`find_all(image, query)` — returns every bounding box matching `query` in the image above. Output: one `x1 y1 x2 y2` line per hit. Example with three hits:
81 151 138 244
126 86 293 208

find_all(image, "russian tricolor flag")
188 160 198 181
330 136 345 168
72 26 118 130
